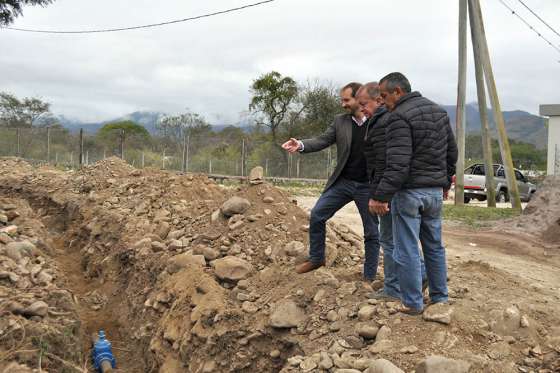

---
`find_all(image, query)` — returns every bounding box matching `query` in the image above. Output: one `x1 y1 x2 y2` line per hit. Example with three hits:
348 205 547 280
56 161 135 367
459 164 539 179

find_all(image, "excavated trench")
0 186 153 372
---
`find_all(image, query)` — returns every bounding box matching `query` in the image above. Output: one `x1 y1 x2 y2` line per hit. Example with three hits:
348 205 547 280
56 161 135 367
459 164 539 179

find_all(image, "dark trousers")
308 178 380 279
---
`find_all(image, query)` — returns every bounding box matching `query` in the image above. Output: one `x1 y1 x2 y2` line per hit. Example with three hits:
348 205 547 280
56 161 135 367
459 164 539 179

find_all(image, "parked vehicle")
453 163 537 203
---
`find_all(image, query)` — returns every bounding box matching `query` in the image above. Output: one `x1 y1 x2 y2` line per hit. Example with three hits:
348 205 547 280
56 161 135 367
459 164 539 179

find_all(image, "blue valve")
92 330 116 372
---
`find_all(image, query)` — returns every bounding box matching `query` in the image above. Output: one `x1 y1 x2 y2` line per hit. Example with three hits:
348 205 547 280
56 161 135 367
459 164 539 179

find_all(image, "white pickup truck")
456 163 537 203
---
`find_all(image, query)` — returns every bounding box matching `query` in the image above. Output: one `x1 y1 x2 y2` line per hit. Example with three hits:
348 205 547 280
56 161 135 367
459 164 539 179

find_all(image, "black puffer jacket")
363 107 391 199
373 92 458 202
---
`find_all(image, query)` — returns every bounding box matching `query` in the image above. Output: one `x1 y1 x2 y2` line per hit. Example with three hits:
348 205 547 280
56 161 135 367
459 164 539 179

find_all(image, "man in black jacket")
370 72 458 314
359 82 427 301
282 82 380 280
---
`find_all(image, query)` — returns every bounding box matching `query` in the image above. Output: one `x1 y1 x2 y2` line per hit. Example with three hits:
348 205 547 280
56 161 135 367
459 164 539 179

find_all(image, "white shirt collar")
352 115 366 126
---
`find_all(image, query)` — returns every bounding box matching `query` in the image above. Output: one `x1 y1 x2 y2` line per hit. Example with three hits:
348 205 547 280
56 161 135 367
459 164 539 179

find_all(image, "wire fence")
0 127 336 181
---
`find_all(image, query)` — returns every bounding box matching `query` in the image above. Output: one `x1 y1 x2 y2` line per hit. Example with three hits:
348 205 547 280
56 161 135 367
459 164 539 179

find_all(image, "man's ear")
376 96 383 105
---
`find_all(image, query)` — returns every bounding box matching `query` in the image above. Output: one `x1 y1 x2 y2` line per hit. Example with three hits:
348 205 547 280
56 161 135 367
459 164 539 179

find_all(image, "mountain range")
56 104 547 149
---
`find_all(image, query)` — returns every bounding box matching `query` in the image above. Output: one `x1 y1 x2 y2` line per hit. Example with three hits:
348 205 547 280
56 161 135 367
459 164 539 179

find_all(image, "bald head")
356 81 383 119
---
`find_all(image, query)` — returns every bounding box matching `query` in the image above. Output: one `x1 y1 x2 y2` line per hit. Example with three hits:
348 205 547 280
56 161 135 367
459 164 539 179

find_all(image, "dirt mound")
1 158 559 373
514 176 560 245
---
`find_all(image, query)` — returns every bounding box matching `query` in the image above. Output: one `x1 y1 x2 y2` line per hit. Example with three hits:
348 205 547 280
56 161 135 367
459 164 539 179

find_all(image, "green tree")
1 0 55 26
156 110 211 170
97 120 150 158
0 92 53 128
290 81 342 138
249 71 299 144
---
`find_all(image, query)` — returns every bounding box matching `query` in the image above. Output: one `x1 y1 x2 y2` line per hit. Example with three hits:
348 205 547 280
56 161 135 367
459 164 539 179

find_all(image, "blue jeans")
379 212 426 299
391 188 448 310
309 178 380 279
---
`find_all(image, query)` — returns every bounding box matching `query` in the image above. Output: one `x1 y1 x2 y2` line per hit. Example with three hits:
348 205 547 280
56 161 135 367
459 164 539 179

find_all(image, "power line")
516 0 560 40
1 0 275 34
498 0 560 57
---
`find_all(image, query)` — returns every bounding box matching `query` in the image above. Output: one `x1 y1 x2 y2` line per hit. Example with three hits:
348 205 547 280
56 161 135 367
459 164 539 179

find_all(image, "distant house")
540 105 560 176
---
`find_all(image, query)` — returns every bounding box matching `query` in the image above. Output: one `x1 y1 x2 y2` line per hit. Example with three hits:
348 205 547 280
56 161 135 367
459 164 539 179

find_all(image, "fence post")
287 153 292 178
55 152 58 165
46 126 51 163
103 149 106 159
142 152 145 168
120 129 125 160
70 152 73 166
209 159 212 174
79 128 84 167
265 159 269 177
16 128 21 157
296 157 300 178
182 132 187 172
326 147 331 178
186 135 190 173
162 149 166 170
86 150 89 165
241 138 245 177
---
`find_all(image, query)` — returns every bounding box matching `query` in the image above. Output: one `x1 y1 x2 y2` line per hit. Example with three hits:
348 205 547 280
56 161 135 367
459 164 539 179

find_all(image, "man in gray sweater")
282 82 380 280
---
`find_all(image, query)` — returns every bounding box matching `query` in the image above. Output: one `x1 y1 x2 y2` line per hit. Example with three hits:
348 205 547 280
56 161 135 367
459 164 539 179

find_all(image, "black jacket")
363 107 391 198
373 92 458 202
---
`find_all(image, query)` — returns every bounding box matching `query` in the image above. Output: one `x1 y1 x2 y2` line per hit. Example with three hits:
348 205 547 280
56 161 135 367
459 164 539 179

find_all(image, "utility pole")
468 0 496 207
79 128 84 167
469 0 522 211
454 0 467 206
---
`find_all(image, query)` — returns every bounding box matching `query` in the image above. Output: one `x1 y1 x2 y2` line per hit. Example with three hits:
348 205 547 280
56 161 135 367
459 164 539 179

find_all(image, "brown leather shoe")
296 260 325 274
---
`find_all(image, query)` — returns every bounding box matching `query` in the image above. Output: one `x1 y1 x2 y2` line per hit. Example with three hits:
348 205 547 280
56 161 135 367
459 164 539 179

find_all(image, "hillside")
443 103 547 149
54 105 547 149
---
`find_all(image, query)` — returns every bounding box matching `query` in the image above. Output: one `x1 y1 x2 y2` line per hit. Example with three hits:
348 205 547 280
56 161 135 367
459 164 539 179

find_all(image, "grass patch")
443 204 520 227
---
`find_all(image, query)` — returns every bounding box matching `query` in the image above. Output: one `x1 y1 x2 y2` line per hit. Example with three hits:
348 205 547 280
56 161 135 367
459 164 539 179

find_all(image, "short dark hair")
379 72 411 93
341 82 362 97
357 82 380 98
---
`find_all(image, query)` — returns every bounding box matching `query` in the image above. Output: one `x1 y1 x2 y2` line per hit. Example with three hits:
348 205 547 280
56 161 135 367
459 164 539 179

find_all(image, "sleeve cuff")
373 193 393 202
298 141 304 152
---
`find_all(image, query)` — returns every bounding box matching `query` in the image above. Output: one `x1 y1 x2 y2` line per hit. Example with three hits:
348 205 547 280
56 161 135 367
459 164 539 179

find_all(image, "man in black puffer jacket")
358 82 427 302
370 72 458 314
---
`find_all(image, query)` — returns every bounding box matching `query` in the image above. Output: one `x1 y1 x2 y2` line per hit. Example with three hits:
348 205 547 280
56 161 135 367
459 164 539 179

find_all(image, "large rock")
358 305 376 321
213 256 253 281
423 303 454 325
25 301 49 317
269 300 307 328
489 305 524 336
415 356 471 373
167 253 206 274
365 359 404 373
3 241 36 261
221 197 251 217
248 166 264 185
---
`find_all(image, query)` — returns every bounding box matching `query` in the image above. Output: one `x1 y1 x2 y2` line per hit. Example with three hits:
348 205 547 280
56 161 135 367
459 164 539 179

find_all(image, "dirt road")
295 196 560 297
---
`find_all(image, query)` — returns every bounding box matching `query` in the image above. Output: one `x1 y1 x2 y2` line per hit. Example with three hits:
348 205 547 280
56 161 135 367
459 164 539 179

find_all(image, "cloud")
1 0 559 123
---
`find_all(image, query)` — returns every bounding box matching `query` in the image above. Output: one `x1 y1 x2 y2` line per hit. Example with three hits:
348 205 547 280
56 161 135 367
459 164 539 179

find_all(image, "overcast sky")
1 0 559 123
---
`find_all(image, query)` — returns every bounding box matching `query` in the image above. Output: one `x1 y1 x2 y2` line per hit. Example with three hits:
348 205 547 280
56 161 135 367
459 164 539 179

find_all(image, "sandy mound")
516 176 560 245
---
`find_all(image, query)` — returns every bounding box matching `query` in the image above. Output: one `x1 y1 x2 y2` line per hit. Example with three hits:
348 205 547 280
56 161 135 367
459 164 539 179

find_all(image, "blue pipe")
92 330 116 372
